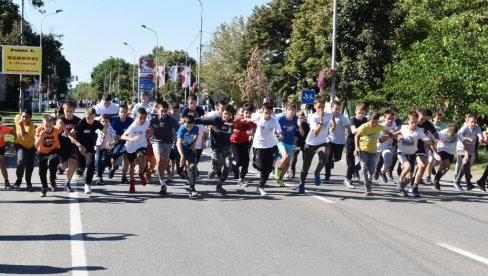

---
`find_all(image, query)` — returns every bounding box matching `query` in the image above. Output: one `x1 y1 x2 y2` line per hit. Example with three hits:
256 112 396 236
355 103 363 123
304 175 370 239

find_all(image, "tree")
90 57 131 99
71 82 97 100
239 46 269 106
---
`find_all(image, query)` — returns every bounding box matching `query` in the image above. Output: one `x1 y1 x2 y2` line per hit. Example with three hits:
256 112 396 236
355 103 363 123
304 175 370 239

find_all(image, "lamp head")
141 25 146 28
55 9 63 13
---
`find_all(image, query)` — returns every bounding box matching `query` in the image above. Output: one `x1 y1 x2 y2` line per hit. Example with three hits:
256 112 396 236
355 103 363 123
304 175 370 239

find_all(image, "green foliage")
71 82 97 100
90 57 131 98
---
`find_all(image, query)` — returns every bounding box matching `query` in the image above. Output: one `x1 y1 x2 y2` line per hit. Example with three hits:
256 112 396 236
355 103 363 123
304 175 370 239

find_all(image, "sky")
14 0 270 85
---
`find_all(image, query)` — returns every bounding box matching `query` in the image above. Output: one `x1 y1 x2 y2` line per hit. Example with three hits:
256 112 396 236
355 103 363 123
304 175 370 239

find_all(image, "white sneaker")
236 180 248 187
84 184 91 194
76 174 86 182
343 178 355 189
257 186 267 196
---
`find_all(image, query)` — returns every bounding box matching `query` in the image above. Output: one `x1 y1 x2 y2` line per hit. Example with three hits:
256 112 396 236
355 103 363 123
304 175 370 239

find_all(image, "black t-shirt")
416 120 438 151
58 115 81 147
195 116 232 149
74 118 104 151
181 106 205 118
150 113 180 144
346 117 368 148
295 121 310 148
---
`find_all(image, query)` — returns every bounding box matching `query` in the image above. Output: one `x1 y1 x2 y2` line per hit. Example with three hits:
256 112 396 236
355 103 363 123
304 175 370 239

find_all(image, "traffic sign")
301 89 315 104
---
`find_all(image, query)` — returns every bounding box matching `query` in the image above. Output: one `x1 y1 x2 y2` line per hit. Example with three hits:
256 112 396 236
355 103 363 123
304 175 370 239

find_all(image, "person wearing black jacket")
194 104 235 193
289 111 310 178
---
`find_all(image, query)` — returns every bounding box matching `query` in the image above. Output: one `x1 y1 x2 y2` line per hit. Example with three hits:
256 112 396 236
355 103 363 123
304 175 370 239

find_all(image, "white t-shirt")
124 120 150 153
328 113 350 145
377 122 397 152
194 125 206 150
437 129 460 155
398 125 428 155
251 113 282 149
94 102 119 115
305 112 333 146
132 102 153 117
96 125 116 149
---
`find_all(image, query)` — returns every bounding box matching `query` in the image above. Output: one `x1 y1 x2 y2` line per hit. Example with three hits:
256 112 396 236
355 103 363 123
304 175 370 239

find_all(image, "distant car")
273 107 283 115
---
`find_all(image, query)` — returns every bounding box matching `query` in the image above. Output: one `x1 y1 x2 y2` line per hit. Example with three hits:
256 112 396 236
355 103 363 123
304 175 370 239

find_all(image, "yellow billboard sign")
1 45 42 75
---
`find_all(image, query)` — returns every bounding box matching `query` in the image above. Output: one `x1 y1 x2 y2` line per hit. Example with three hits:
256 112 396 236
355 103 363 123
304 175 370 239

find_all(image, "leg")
48 154 59 187
314 145 328 175
24 147 36 185
414 155 427 187
38 156 49 189
15 144 26 185
219 147 232 185
300 144 315 184
85 152 96 185
345 148 355 180
0 155 8 183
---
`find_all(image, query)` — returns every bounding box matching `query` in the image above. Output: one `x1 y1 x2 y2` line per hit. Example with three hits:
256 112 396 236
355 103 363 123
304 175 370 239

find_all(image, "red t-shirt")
230 116 256 144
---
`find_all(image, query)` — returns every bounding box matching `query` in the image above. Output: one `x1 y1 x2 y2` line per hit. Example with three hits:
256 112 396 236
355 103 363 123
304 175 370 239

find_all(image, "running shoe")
121 176 129 184
189 189 199 198
314 172 321 186
64 182 73 192
424 176 432 184
298 183 305 194
343 178 355 189
434 179 441 191
386 172 393 180
453 182 463 191
216 185 226 194
159 185 167 195
276 178 285 188
364 187 372 196
139 173 147 186
380 172 388 184
274 167 281 180
4 180 11 190
476 179 486 192
410 186 421 197
129 180 136 193
84 184 92 194
373 171 379 181
257 186 267 196
95 178 104 186
466 183 475 191
50 183 57 192
40 188 47 197
108 169 115 179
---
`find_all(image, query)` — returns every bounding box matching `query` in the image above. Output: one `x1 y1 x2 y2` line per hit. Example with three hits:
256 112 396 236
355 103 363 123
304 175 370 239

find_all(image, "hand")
39 130 47 139
434 153 441 161
354 149 359 157
201 142 206 149
462 156 469 165
297 117 303 127
131 135 139 142
18 120 24 127
78 145 87 156
179 157 186 168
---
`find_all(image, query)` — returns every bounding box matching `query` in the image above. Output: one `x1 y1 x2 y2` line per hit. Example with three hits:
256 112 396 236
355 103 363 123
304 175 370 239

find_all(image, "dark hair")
171 103 179 109
42 114 53 123
102 94 112 102
22 108 32 117
137 108 148 116
408 111 419 119
369 112 380 121
389 106 399 114
285 101 297 109
63 100 75 108
101 114 111 121
188 95 197 102
242 103 253 112
119 105 128 110
263 102 274 111
466 113 477 121
224 104 236 115
160 100 169 109
417 108 432 117
447 123 458 133
383 110 392 116
433 112 443 118
314 96 325 104
217 100 227 106
86 107 96 116
331 100 342 107
141 91 148 97
183 115 195 124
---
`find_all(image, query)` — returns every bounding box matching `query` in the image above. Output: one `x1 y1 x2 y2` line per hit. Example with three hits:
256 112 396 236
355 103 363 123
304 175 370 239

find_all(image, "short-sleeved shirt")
0 125 13 148
194 125 207 150
277 114 299 145
346 117 367 149
36 126 61 154
181 106 205 118
150 114 179 144
94 102 119 119
111 117 134 136
328 113 350 145
132 102 153 117
357 124 387 153
14 114 36 149
434 122 447 132
177 125 199 151
456 125 482 155
398 125 428 155
96 125 117 148
305 112 333 146
251 113 282 149
437 129 460 155
74 118 104 151
124 120 150 154
377 122 397 152
231 116 256 144
58 115 81 147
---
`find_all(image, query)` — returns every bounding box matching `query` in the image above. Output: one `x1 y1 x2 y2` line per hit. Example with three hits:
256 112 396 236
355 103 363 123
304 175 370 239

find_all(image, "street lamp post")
39 9 63 113
197 0 203 88
141 25 159 100
330 0 338 102
123 42 136 102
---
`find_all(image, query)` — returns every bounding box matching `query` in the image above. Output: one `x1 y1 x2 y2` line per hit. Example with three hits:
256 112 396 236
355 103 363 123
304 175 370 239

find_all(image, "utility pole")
19 0 25 112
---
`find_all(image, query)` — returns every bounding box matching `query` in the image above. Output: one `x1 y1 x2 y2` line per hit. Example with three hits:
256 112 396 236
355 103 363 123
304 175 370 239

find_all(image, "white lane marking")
248 169 336 203
437 243 488 266
70 182 89 276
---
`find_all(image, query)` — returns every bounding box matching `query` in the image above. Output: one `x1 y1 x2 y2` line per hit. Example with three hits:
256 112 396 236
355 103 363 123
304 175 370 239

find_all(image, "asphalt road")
1 145 488 275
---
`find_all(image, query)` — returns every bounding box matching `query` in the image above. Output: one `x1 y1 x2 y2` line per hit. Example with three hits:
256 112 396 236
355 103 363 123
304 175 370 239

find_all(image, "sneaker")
274 167 282 180
284 172 291 178
50 183 57 192
237 180 248 188
76 174 86 182
64 183 73 192
40 188 47 197
121 176 129 184
216 185 226 194
139 173 147 186
343 178 355 189
4 180 11 190
84 184 91 194
476 179 486 192
398 188 408 197
453 182 463 191
276 178 285 188
411 186 421 197
159 185 167 195
189 189 199 198
314 172 321 186
434 179 441 191
298 183 305 194
354 169 361 182
13 179 21 189
373 171 379 181
290 170 296 178
466 183 475 191
26 182 33 190
425 176 432 184
257 186 267 196
108 169 115 179
364 187 372 196
208 171 216 179
57 168 65 175
129 180 136 193
95 178 104 186
380 172 388 184
386 172 393 181
323 174 330 183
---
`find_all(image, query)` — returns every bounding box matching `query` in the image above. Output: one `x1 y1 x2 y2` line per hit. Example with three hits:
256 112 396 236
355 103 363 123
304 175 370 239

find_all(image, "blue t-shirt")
111 117 134 136
277 114 298 145
176 125 199 151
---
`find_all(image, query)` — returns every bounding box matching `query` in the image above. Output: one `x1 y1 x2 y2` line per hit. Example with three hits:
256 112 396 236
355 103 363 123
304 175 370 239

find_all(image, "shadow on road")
0 232 136 242
0 264 106 274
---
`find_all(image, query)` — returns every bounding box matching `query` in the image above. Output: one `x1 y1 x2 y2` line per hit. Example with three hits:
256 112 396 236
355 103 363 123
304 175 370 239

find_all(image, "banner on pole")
138 57 154 100
180 66 191 88
1 45 42 75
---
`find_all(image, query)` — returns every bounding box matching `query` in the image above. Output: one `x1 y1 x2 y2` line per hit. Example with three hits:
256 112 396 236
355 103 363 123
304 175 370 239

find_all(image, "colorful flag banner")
180 66 191 88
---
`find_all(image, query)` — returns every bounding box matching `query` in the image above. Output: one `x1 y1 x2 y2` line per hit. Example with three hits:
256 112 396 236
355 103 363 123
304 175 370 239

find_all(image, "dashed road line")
70 182 89 276
437 243 488 266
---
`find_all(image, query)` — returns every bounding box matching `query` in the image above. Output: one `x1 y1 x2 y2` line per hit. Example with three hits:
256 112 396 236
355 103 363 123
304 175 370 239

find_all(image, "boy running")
95 114 117 185
325 100 350 182
176 115 200 198
231 103 256 187
110 105 134 184
56 101 80 192
344 104 367 189
432 124 460 190
122 108 151 193
35 115 61 197
374 110 397 183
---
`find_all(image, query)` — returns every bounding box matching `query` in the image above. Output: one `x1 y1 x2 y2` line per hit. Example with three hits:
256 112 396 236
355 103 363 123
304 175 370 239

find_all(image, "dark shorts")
398 152 417 169
59 144 77 163
127 147 146 163
439 151 454 163
0 146 5 155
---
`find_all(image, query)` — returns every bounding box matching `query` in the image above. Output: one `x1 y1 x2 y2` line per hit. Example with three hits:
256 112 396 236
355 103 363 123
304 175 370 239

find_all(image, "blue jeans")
359 151 377 188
